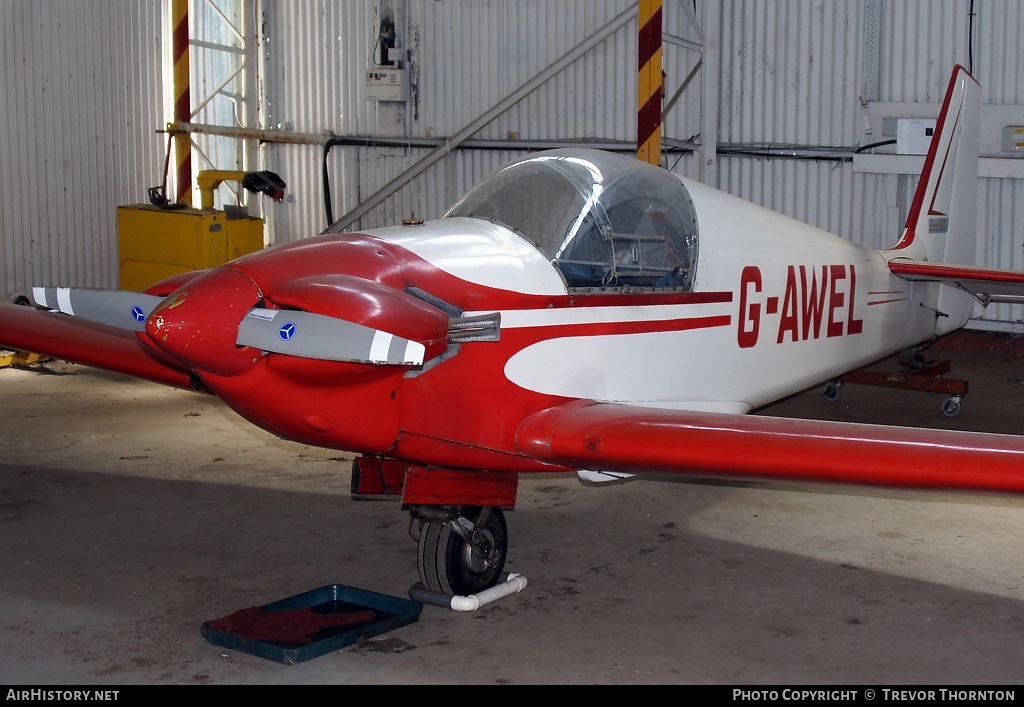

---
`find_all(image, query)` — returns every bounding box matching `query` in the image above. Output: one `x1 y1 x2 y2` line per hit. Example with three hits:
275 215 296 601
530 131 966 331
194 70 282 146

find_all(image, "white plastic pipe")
409 573 528 612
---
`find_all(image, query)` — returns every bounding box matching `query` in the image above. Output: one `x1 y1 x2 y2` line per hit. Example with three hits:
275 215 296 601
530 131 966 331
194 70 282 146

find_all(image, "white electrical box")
1003 126 1024 153
365 68 408 101
896 118 936 155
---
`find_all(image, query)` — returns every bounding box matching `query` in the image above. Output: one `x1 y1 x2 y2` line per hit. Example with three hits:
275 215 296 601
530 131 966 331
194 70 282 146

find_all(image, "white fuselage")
368 177 947 415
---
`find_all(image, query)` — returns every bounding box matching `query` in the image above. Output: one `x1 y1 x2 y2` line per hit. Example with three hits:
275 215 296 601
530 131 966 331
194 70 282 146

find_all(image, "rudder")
890 66 981 333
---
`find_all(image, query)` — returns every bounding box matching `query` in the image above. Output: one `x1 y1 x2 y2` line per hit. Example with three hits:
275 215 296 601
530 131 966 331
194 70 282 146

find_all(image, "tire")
824 381 842 401
416 506 507 596
941 396 962 417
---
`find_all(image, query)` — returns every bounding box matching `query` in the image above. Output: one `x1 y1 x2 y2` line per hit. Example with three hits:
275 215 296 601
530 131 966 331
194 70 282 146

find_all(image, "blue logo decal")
131 305 146 323
279 322 296 341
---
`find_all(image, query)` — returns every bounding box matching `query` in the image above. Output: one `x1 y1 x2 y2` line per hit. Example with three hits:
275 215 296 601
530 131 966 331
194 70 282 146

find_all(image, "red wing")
0 302 195 389
517 400 1024 494
889 258 1024 302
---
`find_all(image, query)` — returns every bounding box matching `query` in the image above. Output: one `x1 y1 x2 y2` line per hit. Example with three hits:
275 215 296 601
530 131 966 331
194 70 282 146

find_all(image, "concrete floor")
2 332 1024 685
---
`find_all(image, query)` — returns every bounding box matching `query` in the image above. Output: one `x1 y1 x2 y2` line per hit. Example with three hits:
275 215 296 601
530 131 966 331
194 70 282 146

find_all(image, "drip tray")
201 584 422 664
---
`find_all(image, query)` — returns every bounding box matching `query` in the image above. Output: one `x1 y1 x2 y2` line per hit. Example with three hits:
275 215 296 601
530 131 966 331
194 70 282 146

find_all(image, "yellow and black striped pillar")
637 0 663 165
172 0 192 205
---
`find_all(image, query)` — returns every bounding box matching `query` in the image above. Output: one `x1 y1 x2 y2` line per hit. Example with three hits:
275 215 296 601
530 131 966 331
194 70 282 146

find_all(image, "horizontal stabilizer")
236 308 426 365
888 258 1024 303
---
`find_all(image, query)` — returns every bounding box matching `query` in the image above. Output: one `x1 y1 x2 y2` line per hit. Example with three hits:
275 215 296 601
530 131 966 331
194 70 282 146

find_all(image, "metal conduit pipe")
409 573 528 612
320 136 695 226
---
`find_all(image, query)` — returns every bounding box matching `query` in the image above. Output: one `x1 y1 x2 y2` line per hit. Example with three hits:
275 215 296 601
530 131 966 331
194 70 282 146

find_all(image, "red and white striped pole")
172 0 192 205
637 0 663 166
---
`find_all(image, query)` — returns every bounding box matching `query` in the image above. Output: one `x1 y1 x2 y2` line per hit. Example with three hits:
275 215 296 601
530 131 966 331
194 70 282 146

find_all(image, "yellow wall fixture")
196 170 286 210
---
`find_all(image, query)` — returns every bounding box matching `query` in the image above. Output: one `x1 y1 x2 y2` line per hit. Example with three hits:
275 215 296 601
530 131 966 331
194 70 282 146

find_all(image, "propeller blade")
32 287 165 332
236 308 426 366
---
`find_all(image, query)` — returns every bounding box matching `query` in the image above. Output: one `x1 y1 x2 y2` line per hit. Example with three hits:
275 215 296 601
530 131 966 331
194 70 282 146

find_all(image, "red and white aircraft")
3 66 1024 597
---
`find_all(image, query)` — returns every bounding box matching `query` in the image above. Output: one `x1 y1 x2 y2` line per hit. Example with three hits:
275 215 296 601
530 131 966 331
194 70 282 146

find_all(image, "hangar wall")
2 0 1022 329
0 0 167 303
257 0 704 241
709 0 1024 328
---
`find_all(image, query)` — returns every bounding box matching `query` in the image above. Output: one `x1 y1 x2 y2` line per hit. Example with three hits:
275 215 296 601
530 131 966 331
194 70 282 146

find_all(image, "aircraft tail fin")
888 66 981 334
892 65 981 264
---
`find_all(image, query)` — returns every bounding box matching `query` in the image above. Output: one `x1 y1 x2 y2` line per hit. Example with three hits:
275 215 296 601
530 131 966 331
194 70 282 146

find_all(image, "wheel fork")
410 505 499 568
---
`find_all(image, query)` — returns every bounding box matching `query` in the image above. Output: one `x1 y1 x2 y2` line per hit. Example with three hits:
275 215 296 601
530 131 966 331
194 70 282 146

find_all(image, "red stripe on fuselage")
504 314 732 340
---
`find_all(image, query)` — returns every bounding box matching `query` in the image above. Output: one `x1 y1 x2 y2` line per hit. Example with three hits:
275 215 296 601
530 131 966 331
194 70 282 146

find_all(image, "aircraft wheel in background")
941 395 963 417
824 381 843 401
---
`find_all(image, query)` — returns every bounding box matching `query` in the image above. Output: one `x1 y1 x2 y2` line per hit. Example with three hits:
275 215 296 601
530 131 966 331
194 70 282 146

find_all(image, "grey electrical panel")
1003 126 1024 153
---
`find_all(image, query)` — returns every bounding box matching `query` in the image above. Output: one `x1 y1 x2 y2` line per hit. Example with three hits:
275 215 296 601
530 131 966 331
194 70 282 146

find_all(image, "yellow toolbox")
117 204 264 293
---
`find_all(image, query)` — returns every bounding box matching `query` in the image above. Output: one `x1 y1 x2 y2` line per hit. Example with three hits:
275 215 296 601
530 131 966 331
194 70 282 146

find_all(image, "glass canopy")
444 149 698 291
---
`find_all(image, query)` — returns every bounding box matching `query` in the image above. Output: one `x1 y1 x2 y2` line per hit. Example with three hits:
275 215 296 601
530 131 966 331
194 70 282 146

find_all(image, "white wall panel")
0 0 166 299
716 1 862 147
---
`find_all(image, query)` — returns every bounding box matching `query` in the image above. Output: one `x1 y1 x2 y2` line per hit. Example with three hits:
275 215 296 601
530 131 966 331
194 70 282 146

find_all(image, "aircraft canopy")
444 149 698 291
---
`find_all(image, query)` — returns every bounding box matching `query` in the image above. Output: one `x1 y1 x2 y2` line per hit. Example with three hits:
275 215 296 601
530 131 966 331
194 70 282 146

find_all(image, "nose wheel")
412 505 508 596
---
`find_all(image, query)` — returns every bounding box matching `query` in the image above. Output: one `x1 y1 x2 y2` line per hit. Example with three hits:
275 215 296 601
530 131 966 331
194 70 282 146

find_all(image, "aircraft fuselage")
188 175 949 474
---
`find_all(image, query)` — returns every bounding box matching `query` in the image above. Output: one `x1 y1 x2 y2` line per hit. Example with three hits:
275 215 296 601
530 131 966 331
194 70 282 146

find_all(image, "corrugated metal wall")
258 0 702 242
0 0 166 298
3 0 1022 328
706 0 1024 328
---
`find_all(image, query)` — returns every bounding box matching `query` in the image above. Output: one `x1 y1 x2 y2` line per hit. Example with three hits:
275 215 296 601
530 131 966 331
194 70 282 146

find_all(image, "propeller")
236 307 425 365
32 286 164 332
30 280 427 371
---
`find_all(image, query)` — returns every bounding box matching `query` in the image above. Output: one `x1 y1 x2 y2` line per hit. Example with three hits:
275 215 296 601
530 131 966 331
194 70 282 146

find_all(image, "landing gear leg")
411 505 508 596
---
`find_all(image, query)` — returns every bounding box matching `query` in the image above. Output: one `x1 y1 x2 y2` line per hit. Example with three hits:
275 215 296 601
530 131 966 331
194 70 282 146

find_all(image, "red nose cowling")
140 236 450 456
146 266 264 377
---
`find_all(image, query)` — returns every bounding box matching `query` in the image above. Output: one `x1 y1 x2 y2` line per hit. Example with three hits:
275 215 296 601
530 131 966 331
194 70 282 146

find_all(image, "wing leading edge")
517 400 1024 494
0 302 194 389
